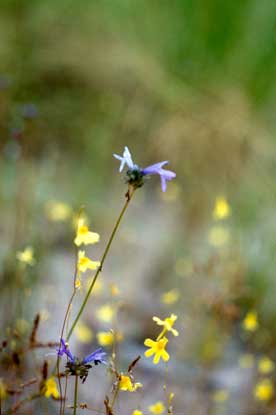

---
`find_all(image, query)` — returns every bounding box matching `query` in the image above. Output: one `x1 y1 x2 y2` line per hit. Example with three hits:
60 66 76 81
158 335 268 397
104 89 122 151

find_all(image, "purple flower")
57 338 106 366
82 347 106 365
113 146 176 192
57 338 75 362
142 161 176 192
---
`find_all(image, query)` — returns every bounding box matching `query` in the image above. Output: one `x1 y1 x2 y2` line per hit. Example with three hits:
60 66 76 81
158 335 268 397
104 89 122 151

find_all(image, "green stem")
66 190 134 341
73 375 79 415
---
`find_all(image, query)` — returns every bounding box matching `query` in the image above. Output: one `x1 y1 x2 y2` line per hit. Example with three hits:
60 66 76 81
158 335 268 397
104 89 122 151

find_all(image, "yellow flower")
44 377 60 399
258 357 274 374
78 250 100 273
254 379 274 401
242 311 259 332
148 401 165 414
161 289 179 305
119 375 142 392
144 337 170 364
75 277 82 289
0 379 7 400
208 226 230 247
45 201 72 222
16 247 35 266
97 331 114 346
213 196 231 220
110 282 120 297
132 410 143 415
75 322 93 343
239 353 254 369
153 314 179 337
213 389 229 403
74 218 100 246
96 305 114 323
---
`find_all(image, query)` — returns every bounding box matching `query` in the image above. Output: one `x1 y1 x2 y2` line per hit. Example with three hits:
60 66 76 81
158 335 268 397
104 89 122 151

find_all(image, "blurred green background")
1 0 276 413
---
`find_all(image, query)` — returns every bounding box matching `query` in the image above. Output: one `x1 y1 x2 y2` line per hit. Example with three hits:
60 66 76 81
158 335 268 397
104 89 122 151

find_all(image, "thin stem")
66 190 134 341
73 375 79 415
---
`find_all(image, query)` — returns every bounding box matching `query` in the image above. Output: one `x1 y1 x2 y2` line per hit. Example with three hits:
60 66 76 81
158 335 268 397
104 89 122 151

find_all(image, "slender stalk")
73 375 79 415
66 189 134 341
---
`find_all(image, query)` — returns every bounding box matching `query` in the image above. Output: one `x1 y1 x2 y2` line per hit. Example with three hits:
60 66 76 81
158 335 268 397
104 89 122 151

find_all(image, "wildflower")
239 353 255 369
74 218 100 246
97 331 123 346
96 305 114 323
45 201 72 222
119 375 142 392
0 378 7 400
242 311 259 332
16 246 35 266
132 410 143 415
110 282 120 297
75 323 93 343
254 379 274 401
144 337 170 364
258 357 274 374
57 338 106 382
213 196 231 220
44 377 59 399
78 250 100 273
208 226 230 247
148 401 165 414
213 389 229 403
114 146 176 192
153 314 179 337
161 289 179 305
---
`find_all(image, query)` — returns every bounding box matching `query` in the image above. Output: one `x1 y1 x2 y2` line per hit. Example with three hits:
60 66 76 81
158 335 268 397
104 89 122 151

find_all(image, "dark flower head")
56 339 106 382
113 146 176 192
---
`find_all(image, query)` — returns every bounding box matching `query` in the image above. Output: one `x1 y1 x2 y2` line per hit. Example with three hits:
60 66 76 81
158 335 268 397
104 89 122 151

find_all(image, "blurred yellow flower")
132 410 143 415
254 379 274 401
153 314 179 337
44 377 59 399
0 379 7 400
144 337 170 364
78 250 100 273
75 322 93 343
75 277 82 289
110 282 120 297
258 357 274 374
45 201 72 222
208 226 230 247
16 247 35 266
74 218 100 246
213 389 229 403
148 401 165 414
213 196 231 220
239 353 255 369
161 289 179 305
119 375 142 392
97 331 123 346
242 311 259 332
96 305 114 323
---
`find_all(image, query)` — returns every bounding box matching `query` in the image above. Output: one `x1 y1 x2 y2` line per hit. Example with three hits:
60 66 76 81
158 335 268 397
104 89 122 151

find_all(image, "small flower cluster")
74 217 101 289
114 146 176 192
144 314 179 364
57 338 106 383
